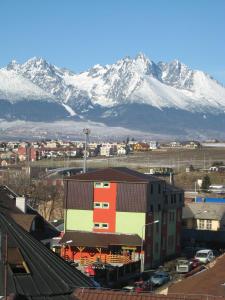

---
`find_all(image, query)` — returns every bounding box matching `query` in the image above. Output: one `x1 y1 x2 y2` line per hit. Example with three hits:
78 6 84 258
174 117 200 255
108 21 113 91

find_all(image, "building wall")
116 212 146 237
65 210 93 231
166 208 177 256
93 182 117 233
196 219 219 231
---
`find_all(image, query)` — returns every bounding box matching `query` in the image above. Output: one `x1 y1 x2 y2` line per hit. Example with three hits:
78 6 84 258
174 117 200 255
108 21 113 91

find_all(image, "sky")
0 0 225 84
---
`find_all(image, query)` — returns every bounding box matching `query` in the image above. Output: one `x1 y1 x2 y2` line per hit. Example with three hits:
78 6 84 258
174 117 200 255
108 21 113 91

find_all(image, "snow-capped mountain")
1 53 225 137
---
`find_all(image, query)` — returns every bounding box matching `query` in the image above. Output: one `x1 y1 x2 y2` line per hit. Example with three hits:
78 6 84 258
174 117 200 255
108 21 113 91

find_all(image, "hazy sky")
1 0 225 84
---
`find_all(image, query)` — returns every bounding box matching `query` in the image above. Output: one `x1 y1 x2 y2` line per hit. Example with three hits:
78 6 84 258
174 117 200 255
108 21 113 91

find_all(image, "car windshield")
153 274 166 278
196 253 207 257
178 260 188 265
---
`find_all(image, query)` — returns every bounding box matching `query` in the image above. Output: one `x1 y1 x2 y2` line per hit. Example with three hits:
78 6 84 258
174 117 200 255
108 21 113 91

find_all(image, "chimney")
16 196 26 213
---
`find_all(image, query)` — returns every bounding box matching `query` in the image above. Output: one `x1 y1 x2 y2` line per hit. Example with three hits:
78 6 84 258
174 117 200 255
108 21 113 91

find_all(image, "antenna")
83 128 90 173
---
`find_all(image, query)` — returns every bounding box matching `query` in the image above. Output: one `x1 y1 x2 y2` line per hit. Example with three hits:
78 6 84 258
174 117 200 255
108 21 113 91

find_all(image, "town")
1 135 225 299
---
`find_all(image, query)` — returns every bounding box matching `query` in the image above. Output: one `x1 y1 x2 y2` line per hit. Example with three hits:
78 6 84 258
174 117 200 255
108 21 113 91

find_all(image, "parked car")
176 259 192 273
194 249 215 264
150 271 170 287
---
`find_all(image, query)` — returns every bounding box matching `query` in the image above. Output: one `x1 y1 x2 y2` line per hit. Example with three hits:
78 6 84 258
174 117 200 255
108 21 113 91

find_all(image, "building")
0 185 60 245
64 167 184 268
182 202 225 249
133 143 149 151
100 144 117 156
17 145 37 162
0 212 93 299
182 202 225 231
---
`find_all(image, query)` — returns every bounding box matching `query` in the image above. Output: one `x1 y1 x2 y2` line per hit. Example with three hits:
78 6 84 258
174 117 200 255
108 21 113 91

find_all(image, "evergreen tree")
201 175 211 192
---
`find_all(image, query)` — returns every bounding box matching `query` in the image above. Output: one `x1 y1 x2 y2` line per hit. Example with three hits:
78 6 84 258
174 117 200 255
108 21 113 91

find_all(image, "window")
179 194 183 202
94 182 102 188
102 223 108 229
163 213 167 225
199 219 205 229
155 242 159 253
165 195 168 205
151 184 154 194
206 220 212 230
158 184 161 194
94 202 109 209
102 203 109 209
93 223 109 229
162 237 166 250
168 235 174 250
94 182 110 188
150 205 154 213
156 222 159 233
94 202 101 208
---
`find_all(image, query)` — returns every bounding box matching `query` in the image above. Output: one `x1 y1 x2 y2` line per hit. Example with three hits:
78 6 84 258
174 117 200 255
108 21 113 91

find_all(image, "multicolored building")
64 167 184 268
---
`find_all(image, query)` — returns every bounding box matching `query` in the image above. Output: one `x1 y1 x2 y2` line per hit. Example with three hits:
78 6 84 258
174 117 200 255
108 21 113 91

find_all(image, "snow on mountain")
2 53 225 114
0 67 53 101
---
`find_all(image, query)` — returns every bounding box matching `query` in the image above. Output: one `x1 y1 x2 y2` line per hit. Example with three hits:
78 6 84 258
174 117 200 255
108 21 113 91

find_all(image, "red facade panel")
93 182 117 233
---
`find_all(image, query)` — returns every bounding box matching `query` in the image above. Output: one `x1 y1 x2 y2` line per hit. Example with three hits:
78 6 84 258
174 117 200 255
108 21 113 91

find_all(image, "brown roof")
65 167 161 183
168 254 225 297
74 288 224 300
10 213 36 231
61 231 142 248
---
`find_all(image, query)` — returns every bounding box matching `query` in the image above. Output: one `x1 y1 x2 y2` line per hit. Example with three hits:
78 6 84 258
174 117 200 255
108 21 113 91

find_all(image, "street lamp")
140 220 159 272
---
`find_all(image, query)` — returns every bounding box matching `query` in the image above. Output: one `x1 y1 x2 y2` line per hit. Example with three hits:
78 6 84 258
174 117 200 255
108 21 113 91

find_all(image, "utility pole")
83 128 90 173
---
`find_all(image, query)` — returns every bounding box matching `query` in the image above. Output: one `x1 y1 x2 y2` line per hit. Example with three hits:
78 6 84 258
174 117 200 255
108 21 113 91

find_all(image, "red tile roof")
168 254 225 297
74 288 224 300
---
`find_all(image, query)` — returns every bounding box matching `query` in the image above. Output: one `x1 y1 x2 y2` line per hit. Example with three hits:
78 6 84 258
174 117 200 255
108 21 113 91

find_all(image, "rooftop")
183 202 225 220
65 167 161 183
168 254 225 297
61 231 142 248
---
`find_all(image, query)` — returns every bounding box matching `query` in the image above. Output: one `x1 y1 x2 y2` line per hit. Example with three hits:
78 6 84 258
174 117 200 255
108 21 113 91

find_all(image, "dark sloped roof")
61 231 142 248
10 213 36 231
168 254 225 297
0 213 94 299
65 167 161 183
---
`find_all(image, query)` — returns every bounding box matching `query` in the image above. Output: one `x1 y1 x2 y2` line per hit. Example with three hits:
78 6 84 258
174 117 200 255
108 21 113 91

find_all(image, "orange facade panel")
93 182 117 233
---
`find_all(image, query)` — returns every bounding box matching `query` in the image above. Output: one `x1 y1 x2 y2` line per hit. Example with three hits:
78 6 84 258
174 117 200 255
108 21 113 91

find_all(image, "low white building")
100 143 117 157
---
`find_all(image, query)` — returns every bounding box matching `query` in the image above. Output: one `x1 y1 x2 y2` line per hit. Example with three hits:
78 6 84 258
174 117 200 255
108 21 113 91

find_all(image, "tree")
201 175 211 192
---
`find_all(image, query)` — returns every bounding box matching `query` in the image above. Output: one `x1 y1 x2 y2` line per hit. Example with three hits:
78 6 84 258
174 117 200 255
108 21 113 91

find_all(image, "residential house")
149 141 159 150
17 145 37 162
183 202 225 231
64 167 184 268
100 143 117 156
133 142 149 152
182 202 225 249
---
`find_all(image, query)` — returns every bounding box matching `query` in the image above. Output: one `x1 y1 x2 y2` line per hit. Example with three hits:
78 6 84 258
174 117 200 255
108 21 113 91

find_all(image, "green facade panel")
116 212 145 237
65 209 93 231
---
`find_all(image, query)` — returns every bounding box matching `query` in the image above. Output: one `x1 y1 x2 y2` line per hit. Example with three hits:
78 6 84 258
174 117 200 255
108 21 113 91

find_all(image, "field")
31 147 225 172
